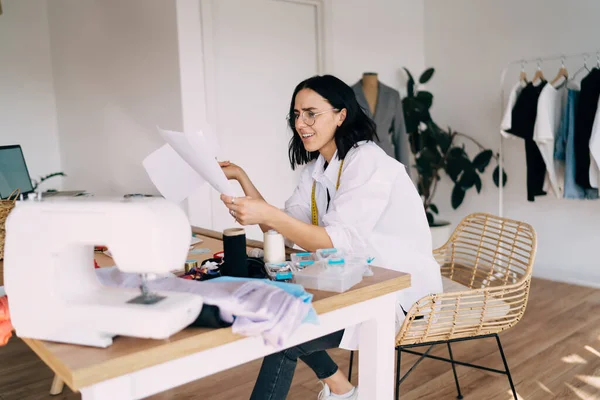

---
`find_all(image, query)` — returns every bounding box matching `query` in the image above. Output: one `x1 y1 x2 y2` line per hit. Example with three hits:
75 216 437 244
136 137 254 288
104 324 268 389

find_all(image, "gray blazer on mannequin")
351 80 411 172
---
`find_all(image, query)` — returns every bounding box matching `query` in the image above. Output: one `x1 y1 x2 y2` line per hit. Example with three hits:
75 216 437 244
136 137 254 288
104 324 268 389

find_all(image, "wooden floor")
1 277 599 400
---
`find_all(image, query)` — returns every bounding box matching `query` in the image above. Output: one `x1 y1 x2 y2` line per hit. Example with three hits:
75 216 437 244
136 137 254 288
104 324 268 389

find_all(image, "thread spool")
263 230 286 264
222 228 248 277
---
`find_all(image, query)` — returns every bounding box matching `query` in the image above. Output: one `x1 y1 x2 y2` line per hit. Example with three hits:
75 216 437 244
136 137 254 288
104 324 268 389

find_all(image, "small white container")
263 230 285 263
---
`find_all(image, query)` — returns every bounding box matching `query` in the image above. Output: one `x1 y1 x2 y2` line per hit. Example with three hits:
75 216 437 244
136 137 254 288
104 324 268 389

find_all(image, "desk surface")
2 228 410 392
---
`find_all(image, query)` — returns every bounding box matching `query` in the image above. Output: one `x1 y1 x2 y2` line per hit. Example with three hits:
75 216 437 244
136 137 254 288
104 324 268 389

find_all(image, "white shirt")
284 141 443 350
589 100 600 189
533 83 566 198
501 81 525 139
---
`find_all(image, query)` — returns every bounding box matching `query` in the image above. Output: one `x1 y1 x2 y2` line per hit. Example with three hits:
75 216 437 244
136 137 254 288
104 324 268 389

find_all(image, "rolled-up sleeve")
282 166 313 247
323 153 393 254
283 167 312 225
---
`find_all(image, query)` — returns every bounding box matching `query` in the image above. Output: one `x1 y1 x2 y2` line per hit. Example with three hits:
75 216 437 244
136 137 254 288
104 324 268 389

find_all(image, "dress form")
362 72 379 116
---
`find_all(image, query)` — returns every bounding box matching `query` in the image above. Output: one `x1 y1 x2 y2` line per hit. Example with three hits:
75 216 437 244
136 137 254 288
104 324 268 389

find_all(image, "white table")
17 233 410 399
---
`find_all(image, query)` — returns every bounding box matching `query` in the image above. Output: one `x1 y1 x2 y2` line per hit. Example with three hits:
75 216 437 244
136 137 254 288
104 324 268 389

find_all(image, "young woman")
219 75 443 400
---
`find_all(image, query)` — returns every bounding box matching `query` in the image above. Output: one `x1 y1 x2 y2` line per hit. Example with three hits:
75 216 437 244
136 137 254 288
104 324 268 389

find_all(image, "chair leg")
447 342 463 399
348 350 354 384
49 374 64 395
395 347 401 400
495 334 518 400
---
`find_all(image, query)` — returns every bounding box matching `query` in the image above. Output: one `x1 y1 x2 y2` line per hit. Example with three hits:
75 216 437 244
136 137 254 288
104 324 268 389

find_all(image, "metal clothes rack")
498 49 600 217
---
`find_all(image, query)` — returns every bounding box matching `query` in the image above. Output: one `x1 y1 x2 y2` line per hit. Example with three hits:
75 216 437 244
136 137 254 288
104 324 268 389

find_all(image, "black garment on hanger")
574 68 600 189
506 81 548 201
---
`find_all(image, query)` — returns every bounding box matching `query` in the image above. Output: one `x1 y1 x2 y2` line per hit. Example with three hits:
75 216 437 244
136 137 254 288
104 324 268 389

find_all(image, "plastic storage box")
293 260 366 293
264 262 294 281
290 252 317 270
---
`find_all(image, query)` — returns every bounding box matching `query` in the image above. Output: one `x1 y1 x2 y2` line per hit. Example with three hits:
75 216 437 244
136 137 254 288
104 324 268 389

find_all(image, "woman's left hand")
220 194 274 226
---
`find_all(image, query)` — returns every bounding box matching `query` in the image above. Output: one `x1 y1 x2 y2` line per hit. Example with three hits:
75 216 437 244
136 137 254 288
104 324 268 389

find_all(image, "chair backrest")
396 213 537 345
435 213 537 289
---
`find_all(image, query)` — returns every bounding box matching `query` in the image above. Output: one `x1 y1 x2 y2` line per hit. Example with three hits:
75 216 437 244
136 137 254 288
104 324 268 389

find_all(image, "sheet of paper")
143 143 205 203
157 126 236 197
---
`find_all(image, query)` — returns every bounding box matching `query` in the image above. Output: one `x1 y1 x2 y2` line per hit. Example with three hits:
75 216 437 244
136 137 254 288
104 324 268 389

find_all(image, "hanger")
519 61 528 84
571 54 592 82
550 56 569 87
531 59 545 84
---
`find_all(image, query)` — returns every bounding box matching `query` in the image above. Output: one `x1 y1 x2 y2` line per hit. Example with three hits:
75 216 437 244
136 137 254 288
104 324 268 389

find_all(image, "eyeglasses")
287 108 338 126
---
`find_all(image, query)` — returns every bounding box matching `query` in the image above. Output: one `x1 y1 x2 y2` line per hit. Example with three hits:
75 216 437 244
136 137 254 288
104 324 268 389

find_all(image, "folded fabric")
0 296 13 346
211 276 318 324
95 267 312 347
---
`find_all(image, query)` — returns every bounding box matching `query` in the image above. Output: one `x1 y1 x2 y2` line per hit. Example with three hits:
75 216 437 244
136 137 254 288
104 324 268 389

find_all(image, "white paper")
142 143 205 203
157 127 235 196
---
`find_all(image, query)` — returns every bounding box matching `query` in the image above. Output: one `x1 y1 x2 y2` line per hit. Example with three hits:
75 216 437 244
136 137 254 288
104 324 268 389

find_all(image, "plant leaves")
408 131 420 154
474 174 482 193
451 184 466 209
416 153 434 180
473 150 493 172
432 125 452 154
403 67 415 85
402 97 420 133
429 203 439 214
403 67 415 98
419 68 435 84
458 166 478 189
446 146 470 182
426 211 434 225
416 91 433 110
493 165 508 187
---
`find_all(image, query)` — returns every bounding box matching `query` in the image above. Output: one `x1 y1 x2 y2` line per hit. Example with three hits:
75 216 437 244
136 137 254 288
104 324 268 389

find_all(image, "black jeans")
250 330 344 400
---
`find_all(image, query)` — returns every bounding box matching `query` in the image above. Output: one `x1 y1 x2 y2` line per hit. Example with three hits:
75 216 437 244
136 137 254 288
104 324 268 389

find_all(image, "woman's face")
293 88 346 154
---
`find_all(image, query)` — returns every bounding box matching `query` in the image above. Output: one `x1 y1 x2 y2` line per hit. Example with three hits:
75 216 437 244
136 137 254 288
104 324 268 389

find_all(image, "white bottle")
263 230 286 264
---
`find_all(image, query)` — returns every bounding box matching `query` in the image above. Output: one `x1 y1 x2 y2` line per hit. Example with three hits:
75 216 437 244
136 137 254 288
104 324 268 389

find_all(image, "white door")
189 0 320 241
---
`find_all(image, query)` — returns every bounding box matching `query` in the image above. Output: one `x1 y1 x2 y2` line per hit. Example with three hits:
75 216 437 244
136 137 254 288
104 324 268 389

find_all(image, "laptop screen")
0 145 34 199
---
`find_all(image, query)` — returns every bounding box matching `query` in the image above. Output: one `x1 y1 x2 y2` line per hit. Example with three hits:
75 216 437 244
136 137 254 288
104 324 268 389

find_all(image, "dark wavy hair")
287 75 378 169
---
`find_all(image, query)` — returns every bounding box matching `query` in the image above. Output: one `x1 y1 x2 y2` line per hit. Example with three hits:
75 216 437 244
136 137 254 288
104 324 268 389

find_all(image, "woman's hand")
219 161 245 181
220 194 276 226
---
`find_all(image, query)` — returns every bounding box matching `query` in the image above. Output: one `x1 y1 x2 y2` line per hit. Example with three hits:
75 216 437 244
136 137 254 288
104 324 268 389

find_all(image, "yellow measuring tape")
311 159 344 226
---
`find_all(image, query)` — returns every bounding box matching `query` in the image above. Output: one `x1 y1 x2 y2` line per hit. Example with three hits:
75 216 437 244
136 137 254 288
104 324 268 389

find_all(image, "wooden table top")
2 228 410 391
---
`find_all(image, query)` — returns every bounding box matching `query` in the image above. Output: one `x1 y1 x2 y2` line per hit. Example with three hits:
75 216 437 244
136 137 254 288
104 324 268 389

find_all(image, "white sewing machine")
3 197 204 348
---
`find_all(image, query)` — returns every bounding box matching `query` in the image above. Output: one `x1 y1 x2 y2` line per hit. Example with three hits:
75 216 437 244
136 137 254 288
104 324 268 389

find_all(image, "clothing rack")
498 49 600 217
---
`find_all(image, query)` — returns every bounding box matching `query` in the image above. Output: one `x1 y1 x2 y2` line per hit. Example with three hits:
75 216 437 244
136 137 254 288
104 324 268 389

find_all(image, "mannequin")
351 73 411 172
362 72 379 116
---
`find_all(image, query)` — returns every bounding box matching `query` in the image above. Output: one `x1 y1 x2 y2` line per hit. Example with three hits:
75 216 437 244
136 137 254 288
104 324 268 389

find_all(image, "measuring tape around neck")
311 159 344 226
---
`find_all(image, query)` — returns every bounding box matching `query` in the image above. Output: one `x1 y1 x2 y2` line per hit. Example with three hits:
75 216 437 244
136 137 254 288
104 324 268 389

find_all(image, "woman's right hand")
219 161 245 181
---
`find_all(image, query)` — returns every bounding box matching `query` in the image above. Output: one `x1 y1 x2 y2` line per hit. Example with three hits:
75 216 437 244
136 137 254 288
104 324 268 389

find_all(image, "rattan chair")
348 213 537 399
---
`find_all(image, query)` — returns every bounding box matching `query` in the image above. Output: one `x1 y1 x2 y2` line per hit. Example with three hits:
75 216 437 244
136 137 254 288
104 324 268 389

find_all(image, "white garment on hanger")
501 81 525 138
533 83 566 198
589 100 600 189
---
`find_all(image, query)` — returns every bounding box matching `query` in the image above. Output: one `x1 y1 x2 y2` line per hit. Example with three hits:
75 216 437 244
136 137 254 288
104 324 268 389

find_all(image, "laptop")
0 145 85 200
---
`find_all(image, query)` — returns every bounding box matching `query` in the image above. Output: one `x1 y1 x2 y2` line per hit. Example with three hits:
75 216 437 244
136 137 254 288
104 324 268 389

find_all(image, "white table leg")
358 293 395 399
81 376 134 400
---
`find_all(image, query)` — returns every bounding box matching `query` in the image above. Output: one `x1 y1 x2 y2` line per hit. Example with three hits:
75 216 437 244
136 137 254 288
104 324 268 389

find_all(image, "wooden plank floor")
1 277 599 399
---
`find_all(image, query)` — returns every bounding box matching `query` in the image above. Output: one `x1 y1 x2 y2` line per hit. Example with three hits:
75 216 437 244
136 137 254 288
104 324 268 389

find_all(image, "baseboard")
532 266 600 289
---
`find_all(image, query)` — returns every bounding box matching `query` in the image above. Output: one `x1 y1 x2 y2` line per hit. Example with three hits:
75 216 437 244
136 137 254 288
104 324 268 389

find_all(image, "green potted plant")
31 172 66 192
400 67 507 246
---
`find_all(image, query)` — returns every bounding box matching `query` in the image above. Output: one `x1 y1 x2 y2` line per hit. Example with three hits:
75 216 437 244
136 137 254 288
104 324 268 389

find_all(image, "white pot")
430 221 451 250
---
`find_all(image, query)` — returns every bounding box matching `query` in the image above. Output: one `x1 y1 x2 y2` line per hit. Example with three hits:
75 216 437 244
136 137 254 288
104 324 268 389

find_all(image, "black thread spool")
221 228 248 277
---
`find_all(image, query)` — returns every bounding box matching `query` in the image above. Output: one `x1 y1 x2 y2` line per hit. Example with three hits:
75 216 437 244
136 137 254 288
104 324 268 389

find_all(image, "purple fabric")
95 267 311 347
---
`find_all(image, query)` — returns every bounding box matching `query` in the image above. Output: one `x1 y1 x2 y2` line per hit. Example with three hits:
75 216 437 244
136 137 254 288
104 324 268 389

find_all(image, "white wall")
423 0 600 287
330 0 425 94
47 0 184 196
0 0 62 192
